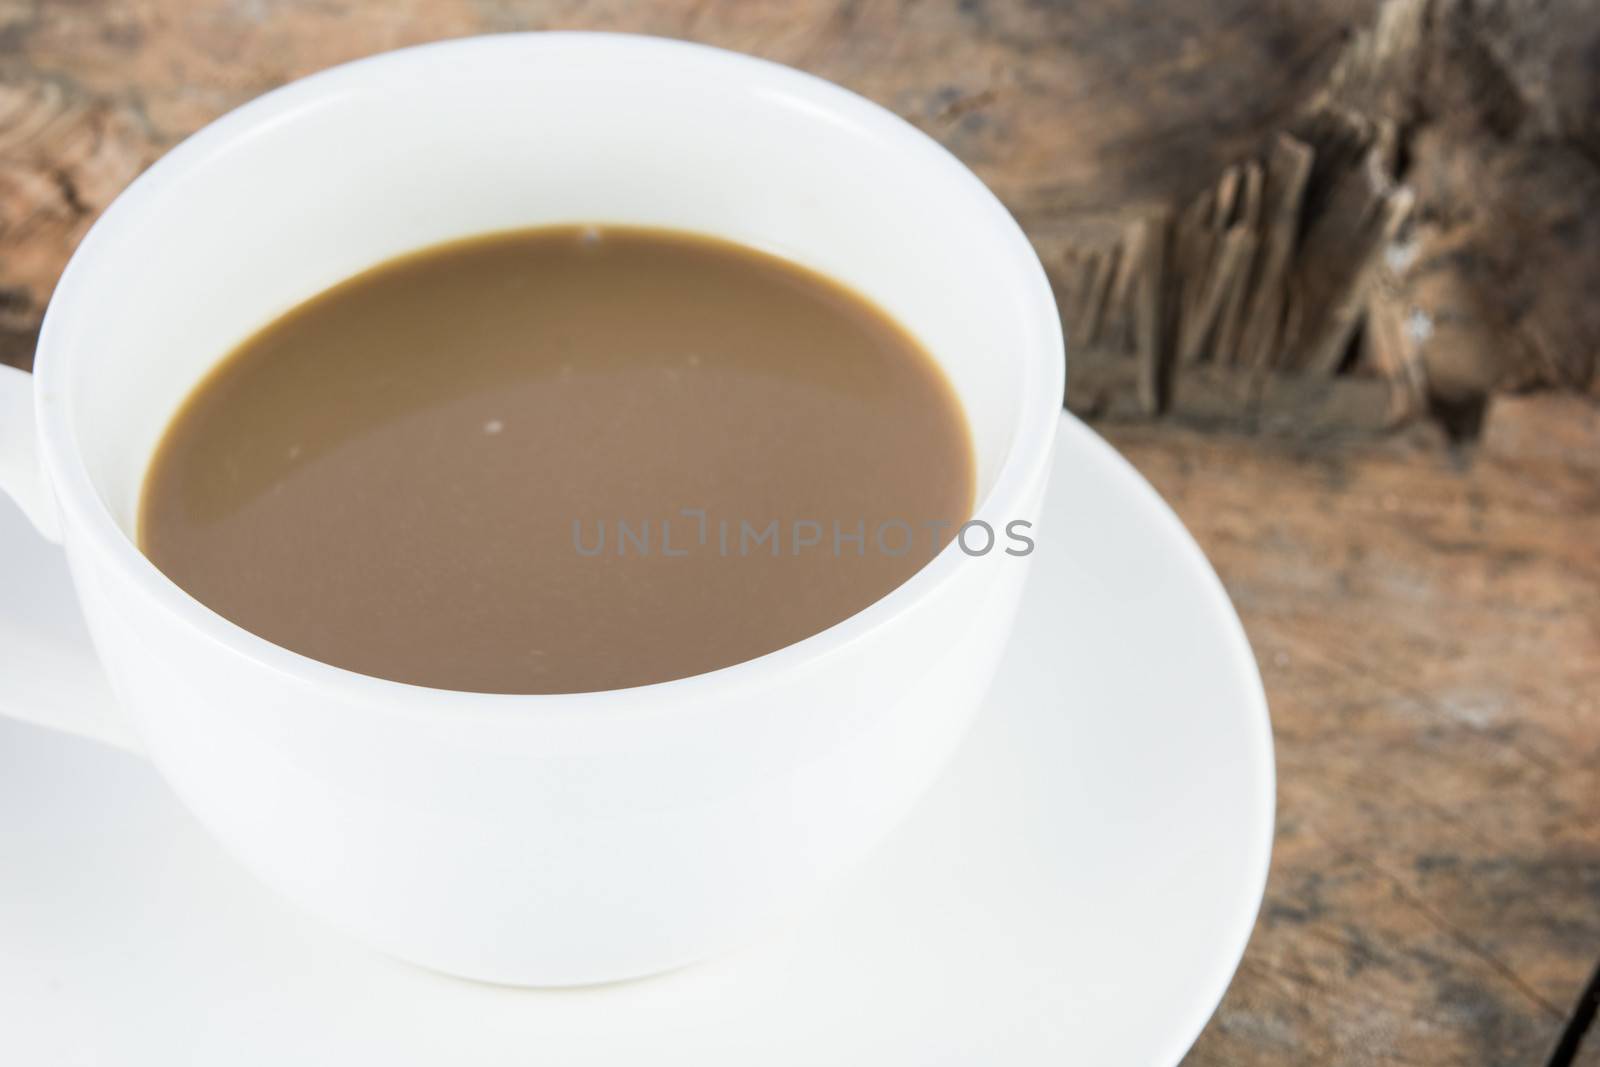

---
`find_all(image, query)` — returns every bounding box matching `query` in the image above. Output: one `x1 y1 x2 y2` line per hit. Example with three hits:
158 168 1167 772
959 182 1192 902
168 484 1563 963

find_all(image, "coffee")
138 225 974 693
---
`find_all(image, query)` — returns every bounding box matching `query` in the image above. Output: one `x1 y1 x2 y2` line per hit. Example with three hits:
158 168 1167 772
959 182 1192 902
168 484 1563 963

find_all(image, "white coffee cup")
0 33 1063 986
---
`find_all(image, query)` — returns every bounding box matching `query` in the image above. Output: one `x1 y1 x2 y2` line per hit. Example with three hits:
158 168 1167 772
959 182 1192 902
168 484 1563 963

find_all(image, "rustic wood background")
2 1 1597 1063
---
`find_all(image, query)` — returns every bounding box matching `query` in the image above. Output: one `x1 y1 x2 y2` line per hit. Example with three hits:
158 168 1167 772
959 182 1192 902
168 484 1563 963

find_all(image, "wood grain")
1 2 1598 1062
1040 0 1600 423
1107 395 1600 1063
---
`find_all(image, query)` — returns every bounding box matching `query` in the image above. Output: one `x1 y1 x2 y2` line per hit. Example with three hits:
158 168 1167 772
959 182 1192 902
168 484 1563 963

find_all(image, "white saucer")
0 414 1273 1065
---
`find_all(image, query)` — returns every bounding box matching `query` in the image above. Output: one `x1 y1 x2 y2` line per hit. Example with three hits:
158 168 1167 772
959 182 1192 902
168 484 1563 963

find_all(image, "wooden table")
1105 397 1600 1064
2 3 1597 1062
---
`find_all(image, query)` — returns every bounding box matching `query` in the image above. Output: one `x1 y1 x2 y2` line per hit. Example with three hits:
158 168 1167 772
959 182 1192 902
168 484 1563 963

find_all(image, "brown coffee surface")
138 225 974 693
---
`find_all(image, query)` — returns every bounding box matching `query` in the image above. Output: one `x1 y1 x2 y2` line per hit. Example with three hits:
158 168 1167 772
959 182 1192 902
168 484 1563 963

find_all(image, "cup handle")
1 363 61 541
0 363 138 753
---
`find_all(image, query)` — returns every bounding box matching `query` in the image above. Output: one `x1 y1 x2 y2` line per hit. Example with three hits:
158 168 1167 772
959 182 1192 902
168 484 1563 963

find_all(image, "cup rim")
33 31 1065 720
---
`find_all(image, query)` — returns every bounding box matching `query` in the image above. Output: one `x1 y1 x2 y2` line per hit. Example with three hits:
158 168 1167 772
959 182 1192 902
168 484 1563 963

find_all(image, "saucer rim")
1056 413 1276 1063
